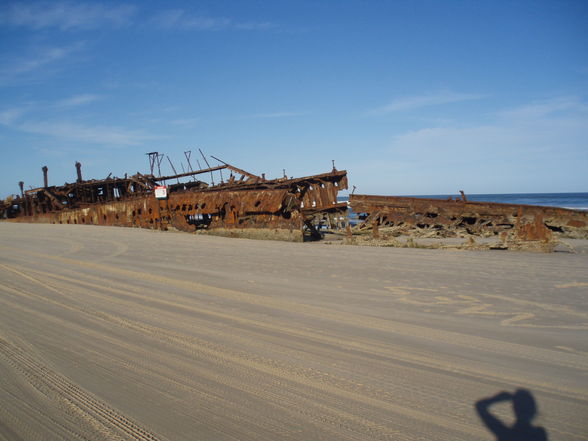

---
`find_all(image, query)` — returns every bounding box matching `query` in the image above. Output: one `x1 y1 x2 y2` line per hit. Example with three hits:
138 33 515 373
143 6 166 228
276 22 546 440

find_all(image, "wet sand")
0 223 587 440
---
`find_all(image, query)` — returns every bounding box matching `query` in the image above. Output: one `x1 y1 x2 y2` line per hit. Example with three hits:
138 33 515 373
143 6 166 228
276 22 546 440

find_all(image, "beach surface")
0 222 587 440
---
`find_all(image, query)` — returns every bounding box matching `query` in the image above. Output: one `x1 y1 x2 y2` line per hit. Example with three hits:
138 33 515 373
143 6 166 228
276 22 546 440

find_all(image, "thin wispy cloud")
170 118 200 127
2 44 80 75
0 107 29 125
244 111 307 119
496 96 588 121
0 102 152 146
19 120 153 145
152 9 275 31
0 42 85 85
55 94 100 108
362 96 588 193
371 91 486 114
0 1 136 30
1 95 98 124
387 95 588 167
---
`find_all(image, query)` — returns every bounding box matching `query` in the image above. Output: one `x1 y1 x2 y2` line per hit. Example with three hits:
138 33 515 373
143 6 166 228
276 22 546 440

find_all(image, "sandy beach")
0 222 587 440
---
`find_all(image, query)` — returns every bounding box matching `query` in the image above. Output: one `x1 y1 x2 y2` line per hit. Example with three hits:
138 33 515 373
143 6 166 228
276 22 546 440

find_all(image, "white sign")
154 185 168 200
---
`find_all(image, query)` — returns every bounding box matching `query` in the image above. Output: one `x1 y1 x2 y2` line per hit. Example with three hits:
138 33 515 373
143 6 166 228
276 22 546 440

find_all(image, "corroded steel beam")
210 156 260 180
349 194 588 240
154 165 227 182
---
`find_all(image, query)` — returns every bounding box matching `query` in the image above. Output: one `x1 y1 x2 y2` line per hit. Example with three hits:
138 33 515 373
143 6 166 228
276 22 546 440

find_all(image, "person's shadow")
475 389 548 440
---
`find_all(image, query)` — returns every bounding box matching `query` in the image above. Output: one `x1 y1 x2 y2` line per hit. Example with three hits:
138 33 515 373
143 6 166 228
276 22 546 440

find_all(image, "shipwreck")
348 193 588 248
0 154 348 242
2 153 587 248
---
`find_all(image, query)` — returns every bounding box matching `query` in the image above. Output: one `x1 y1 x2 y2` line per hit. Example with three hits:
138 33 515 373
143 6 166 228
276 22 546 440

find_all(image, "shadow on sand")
475 389 548 440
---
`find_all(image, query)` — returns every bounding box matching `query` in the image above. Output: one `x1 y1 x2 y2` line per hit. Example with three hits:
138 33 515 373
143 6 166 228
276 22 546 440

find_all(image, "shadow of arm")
475 392 512 439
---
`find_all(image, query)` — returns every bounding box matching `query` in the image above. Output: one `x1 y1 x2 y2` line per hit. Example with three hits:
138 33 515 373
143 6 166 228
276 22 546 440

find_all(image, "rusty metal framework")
349 194 588 242
1 159 348 242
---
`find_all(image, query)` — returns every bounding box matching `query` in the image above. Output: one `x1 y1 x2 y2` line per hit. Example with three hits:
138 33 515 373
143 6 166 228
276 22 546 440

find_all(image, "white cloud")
1 3 274 32
0 1 136 30
377 96 588 192
152 9 275 31
244 111 307 119
371 90 486 114
390 100 587 162
1 95 152 146
0 107 28 125
233 21 276 31
1 95 97 125
3 45 78 75
153 9 227 30
55 94 100 108
0 42 85 85
18 120 153 145
391 98 588 182
496 96 588 121
169 118 199 127
390 125 537 162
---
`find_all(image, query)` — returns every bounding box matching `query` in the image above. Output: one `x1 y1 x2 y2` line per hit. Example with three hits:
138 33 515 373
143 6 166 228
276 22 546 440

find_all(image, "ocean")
339 193 588 211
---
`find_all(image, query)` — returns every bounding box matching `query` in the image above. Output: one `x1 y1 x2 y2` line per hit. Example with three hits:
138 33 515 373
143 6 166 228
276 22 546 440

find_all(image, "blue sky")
1 0 587 197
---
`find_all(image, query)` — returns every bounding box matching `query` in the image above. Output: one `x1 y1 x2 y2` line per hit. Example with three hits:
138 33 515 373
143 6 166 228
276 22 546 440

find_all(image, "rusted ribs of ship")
349 194 588 241
1 160 348 242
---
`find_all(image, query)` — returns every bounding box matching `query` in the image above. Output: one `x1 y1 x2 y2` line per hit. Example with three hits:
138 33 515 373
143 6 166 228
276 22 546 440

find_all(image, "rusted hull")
10 189 305 241
3 165 348 242
349 194 588 241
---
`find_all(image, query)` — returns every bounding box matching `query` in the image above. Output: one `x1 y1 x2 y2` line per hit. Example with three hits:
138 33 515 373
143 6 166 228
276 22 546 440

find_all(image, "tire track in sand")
3 248 587 373
0 263 487 440
8 261 587 402
0 337 166 441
